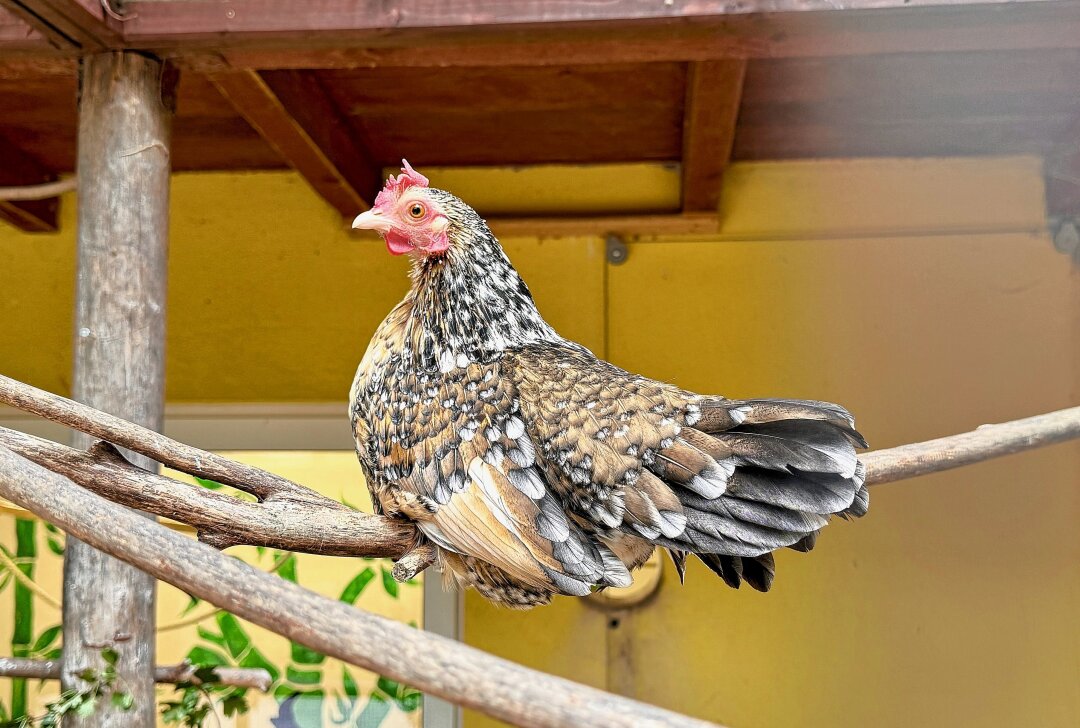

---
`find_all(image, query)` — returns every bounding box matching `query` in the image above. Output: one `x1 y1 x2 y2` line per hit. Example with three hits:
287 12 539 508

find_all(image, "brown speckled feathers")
351 184 867 608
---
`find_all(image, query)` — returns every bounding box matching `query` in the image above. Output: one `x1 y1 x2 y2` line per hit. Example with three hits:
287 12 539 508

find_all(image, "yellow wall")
1 157 1078 728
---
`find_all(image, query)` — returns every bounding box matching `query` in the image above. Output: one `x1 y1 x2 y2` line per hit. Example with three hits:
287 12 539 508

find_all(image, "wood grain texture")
110 0 1080 56
0 445 725 728
65 50 174 728
4 49 1080 180
0 0 119 50
210 69 378 214
681 59 746 212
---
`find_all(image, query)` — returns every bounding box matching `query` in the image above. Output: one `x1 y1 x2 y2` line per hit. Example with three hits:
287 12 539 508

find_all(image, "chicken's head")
351 160 451 256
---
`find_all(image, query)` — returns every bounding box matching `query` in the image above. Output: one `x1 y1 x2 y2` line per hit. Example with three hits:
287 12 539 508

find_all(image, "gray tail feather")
659 408 869 592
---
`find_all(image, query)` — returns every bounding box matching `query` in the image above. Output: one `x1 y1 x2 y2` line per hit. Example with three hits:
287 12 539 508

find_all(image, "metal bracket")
605 234 628 265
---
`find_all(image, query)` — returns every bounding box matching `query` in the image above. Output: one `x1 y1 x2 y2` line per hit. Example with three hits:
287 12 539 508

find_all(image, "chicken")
350 161 868 608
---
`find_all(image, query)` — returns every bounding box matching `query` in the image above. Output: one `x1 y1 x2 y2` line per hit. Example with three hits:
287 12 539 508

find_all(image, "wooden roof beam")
0 134 60 232
106 0 1080 69
0 0 120 50
208 69 379 216
681 59 746 213
0 5 46 49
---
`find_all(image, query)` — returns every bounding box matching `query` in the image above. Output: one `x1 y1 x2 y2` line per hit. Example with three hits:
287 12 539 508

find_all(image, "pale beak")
351 209 393 234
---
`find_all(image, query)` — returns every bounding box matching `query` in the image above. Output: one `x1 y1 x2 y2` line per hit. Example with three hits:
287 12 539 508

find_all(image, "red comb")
374 159 429 211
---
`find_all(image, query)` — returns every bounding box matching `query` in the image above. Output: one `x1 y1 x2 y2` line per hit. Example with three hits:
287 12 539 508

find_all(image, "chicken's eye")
407 203 426 220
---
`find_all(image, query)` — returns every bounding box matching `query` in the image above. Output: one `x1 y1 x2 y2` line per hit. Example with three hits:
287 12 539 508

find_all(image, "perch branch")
0 446 721 728
0 427 417 559
861 406 1080 485
0 374 1076 577
0 374 341 505
0 657 272 691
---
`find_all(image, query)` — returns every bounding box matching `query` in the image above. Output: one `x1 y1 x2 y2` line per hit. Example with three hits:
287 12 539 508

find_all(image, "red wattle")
385 230 414 255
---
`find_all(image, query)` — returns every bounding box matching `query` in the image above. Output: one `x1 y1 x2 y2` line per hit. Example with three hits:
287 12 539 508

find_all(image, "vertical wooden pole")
64 51 176 727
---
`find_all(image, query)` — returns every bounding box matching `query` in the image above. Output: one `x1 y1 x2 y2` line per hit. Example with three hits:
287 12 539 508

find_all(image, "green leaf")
399 690 422 713
31 625 62 654
238 645 279 683
375 676 398 697
180 593 201 616
192 665 220 684
379 566 399 598
100 647 118 666
220 693 249 717
291 641 326 665
276 554 298 583
196 625 226 647
111 692 134 711
341 667 359 700
339 568 375 605
74 696 97 717
45 536 65 556
42 647 62 661
194 477 224 490
286 666 322 686
76 668 97 682
186 645 228 667
216 613 251 659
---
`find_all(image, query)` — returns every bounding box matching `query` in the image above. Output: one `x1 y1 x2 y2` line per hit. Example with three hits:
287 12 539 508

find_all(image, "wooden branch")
0 657 273 691
209 69 379 215
0 374 346 507
0 427 418 559
861 407 1080 486
0 176 75 201
0 134 59 232
681 59 746 212
0 446 722 728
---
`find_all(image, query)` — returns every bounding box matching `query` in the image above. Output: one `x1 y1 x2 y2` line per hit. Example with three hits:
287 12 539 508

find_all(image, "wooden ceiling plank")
208 69 378 215
0 0 119 50
106 0 1080 67
681 59 746 212
0 134 59 232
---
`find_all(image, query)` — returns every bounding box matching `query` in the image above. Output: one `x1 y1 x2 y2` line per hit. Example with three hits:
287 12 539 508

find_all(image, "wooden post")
64 51 175 727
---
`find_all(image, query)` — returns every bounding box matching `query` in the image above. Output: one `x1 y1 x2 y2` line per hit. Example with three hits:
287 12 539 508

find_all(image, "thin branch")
862 406 1080 485
0 428 417 560
0 447 721 728
0 542 61 610
0 657 272 691
0 178 76 201
0 374 341 506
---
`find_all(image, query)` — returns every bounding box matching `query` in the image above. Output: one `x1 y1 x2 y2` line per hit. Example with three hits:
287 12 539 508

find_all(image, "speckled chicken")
350 162 868 608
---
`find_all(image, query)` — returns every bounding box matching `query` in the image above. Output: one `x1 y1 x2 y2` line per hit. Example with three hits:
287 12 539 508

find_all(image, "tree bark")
0 657 273 691
65 51 176 728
